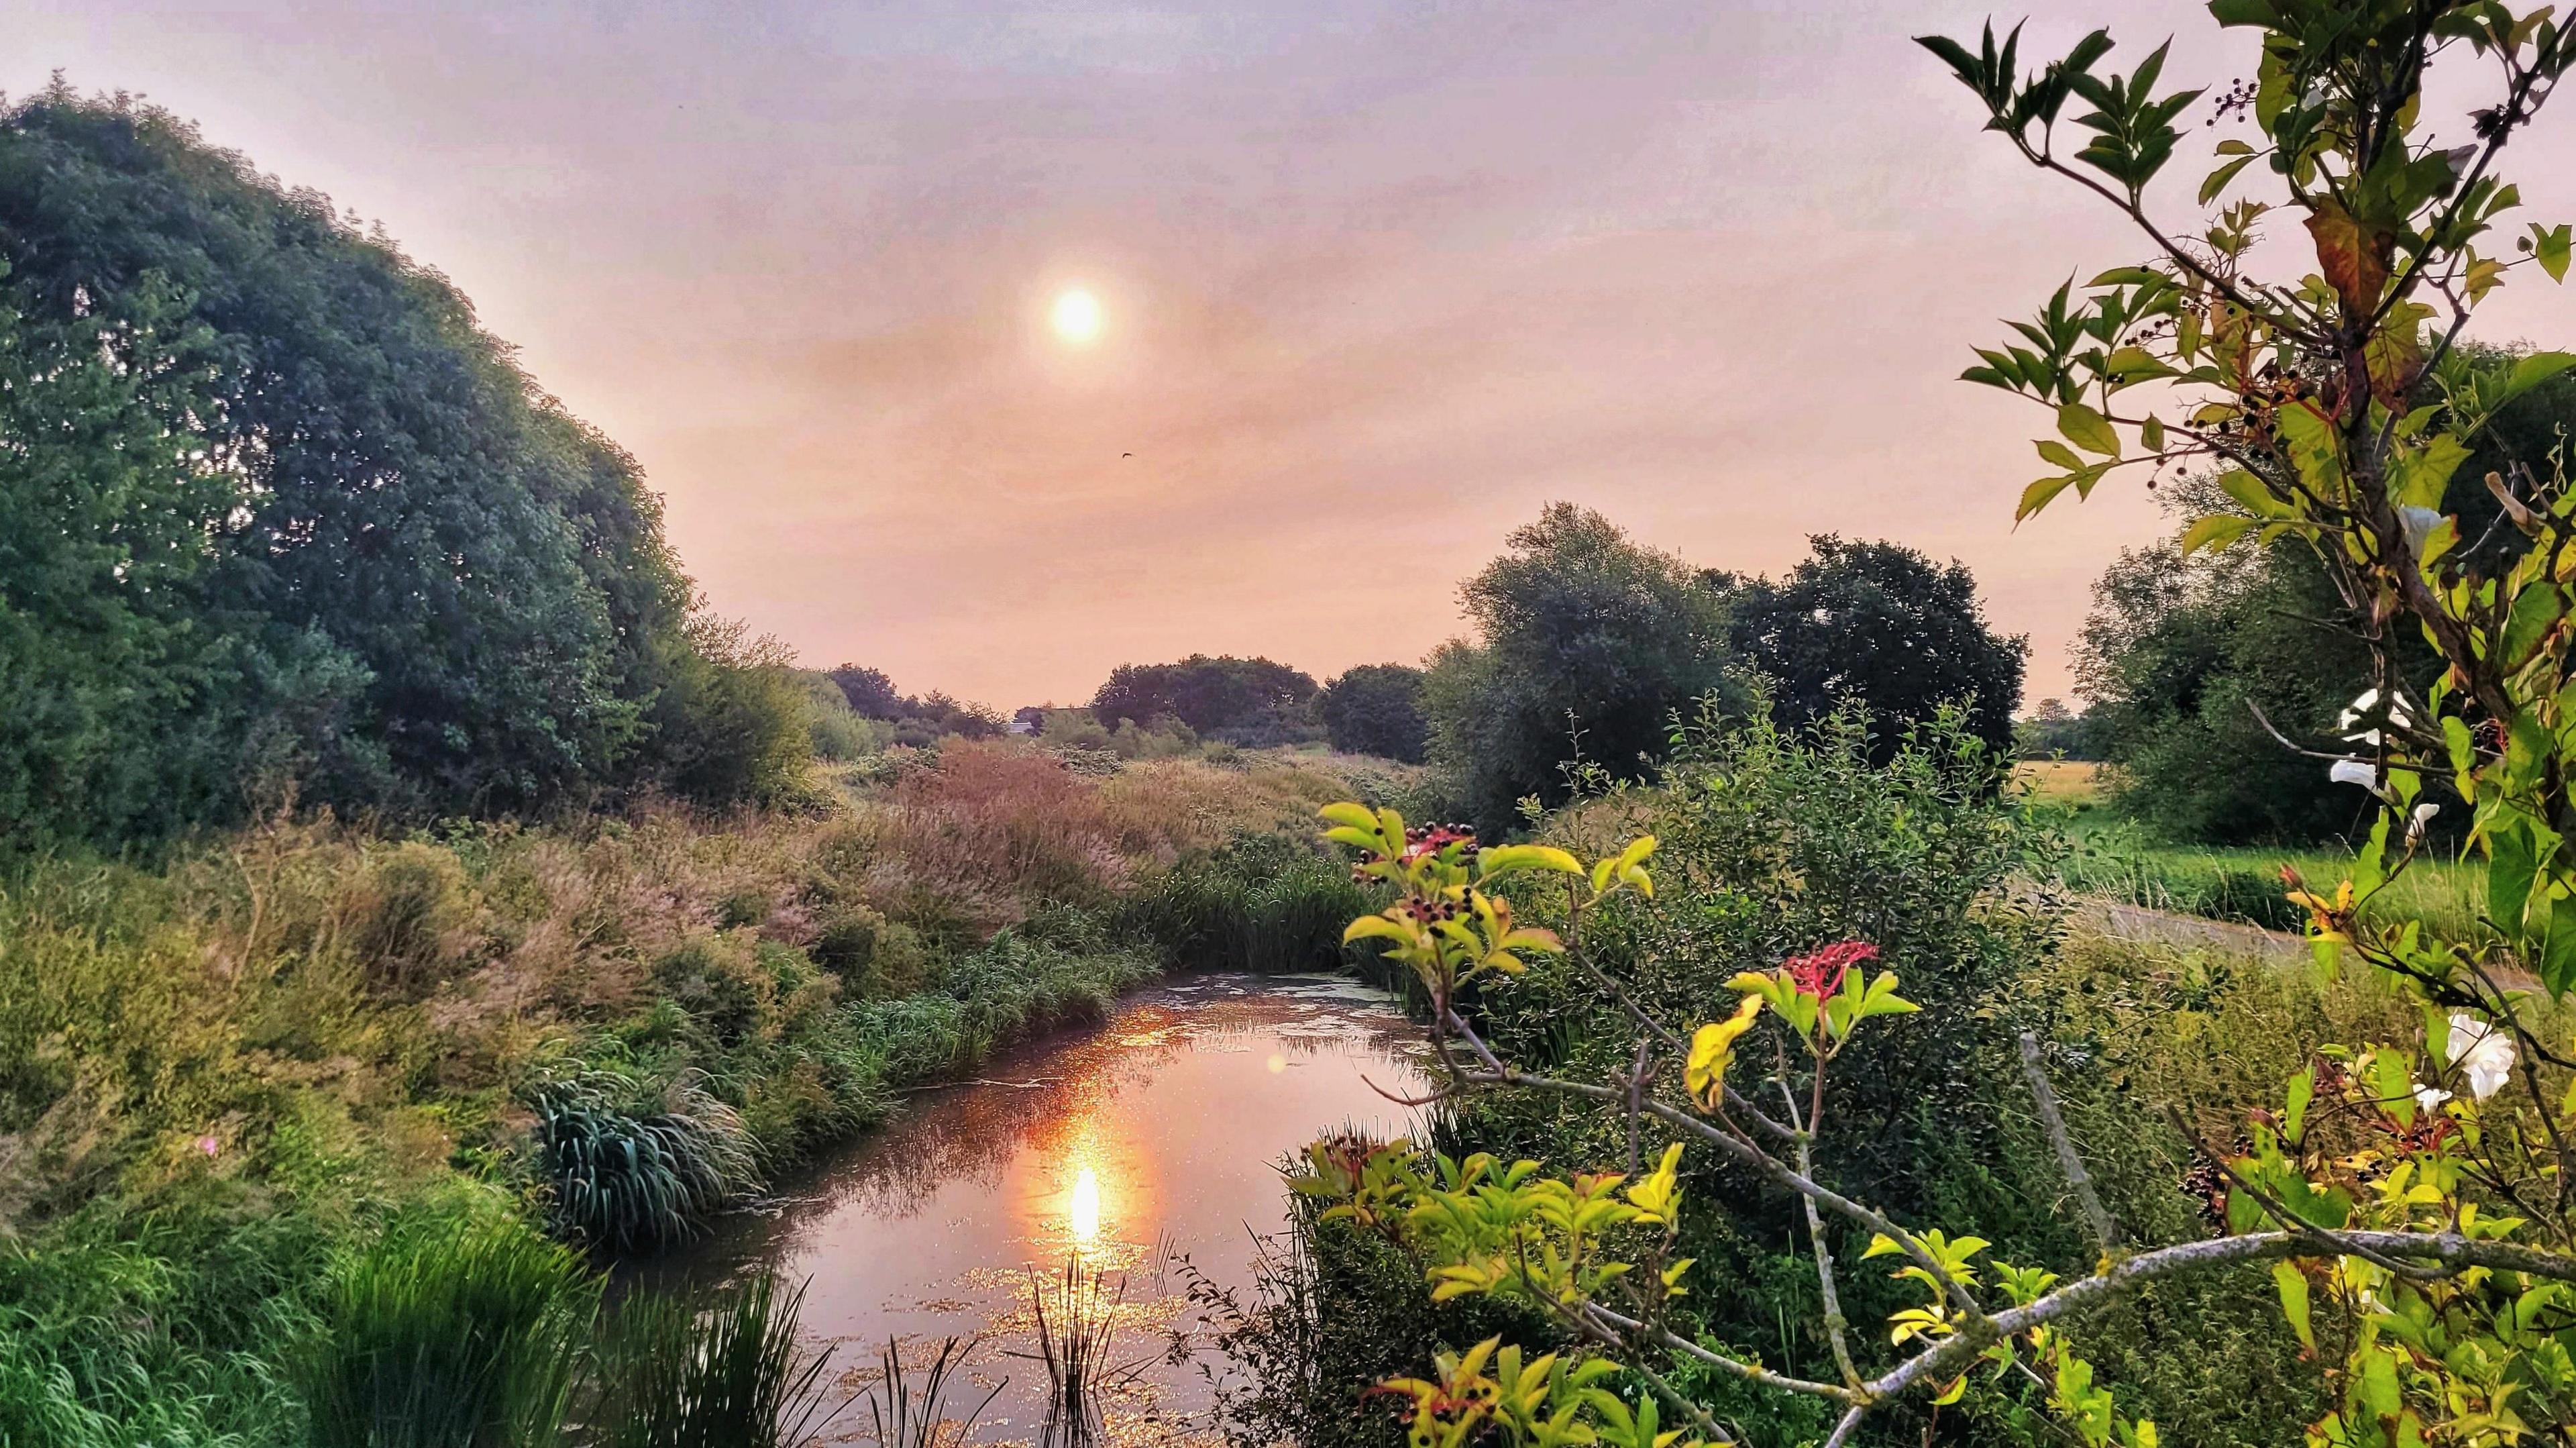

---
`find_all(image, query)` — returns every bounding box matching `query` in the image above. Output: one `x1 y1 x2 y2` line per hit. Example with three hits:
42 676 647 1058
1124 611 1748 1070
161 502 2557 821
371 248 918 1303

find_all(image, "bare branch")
2019 1031 2123 1256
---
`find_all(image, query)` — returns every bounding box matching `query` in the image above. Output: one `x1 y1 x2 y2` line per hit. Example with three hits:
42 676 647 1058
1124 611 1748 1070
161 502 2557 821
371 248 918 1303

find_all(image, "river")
631 972 1427 1445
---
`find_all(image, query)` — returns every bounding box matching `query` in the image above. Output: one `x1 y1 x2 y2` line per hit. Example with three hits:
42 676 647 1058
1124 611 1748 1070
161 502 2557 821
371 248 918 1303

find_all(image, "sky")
9 1 2576 709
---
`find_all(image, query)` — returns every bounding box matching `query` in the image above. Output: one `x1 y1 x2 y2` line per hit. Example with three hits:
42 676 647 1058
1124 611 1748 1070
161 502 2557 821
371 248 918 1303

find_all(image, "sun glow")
1051 288 1103 344
1067 1165 1102 1243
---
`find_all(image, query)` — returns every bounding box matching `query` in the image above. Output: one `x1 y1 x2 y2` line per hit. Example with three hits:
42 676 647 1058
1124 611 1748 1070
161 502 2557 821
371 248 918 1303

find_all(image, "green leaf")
2217 468 2290 518
2284 1067 2314 1145
2502 351 2576 410
2179 515 2257 556
2271 1260 2314 1349
2499 580 2565 669
2533 223 2573 283
2141 415 2166 452
2546 896 2576 998
1478 844 1585 878
2036 439 2084 471
2017 473 2079 522
2198 152 2256 205
2390 435 2469 511
2057 402 2121 456
2491 819 2539 939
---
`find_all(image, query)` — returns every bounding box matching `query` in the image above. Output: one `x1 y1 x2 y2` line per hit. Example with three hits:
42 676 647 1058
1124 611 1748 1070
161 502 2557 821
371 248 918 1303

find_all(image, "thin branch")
2019 1031 2123 1256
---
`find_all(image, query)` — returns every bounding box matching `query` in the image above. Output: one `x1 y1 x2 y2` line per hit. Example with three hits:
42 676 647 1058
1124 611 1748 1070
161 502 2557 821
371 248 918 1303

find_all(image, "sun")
1051 288 1103 345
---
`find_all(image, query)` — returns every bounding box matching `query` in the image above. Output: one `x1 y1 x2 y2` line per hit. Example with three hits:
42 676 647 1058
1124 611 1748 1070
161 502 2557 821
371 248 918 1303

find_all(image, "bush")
531 1072 760 1252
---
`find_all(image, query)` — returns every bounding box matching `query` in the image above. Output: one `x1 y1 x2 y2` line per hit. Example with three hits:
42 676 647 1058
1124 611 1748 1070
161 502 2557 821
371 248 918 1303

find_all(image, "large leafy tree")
1422 503 1738 835
0 86 763 840
1316 664 1432 762
1729 536 2027 761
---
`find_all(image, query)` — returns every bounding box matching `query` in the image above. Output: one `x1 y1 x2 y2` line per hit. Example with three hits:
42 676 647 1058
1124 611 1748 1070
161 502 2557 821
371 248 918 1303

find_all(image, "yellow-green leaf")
2057 402 2121 457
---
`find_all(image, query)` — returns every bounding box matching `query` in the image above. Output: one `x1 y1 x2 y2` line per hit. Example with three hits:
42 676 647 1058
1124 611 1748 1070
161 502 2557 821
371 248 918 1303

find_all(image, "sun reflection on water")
1069 1164 1102 1244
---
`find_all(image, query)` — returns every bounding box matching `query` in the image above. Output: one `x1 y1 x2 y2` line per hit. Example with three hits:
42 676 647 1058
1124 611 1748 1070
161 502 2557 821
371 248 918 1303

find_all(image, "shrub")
531 1072 760 1252
301 1213 595 1448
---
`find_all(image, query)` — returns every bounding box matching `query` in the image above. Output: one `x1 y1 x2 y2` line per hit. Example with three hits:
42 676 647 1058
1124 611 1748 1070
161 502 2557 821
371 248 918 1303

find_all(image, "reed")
857 1335 1002 1448
592 1270 842 1448
1011 1258 1149 1447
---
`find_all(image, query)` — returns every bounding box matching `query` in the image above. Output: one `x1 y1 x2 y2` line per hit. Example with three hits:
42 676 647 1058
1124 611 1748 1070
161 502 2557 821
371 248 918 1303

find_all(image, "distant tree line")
0 86 830 853
824 665 1006 747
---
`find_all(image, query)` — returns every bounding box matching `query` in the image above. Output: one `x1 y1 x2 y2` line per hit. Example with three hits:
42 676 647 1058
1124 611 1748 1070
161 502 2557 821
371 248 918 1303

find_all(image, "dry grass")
0 742 1396 1235
2014 758 2109 809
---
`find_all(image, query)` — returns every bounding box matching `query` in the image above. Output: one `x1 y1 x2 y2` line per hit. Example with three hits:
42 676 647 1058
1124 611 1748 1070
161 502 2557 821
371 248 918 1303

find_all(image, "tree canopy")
1089 654 1318 740
1315 664 1430 762
1729 535 2028 760
0 85 801 847
1422 503 1738 834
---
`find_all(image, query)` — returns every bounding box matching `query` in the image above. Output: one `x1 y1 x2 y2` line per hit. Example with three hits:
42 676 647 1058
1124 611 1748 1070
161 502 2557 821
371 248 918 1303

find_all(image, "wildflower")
2412 1081 2452 1113
195 1135 221 1158
2447 1013 2518 1100
2328 759 2379 791
2408 801 2440 844
1784 941 1878 999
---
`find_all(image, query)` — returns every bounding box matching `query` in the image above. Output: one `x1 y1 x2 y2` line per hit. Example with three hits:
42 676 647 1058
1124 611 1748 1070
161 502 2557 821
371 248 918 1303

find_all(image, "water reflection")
631 974 1425 1445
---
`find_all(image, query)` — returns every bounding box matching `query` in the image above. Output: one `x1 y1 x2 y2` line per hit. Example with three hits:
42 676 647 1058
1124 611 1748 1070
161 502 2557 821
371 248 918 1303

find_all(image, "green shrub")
531 1073 759 1252
592 1271 841 1448
301 1214 595 1448
1117 834 1373 974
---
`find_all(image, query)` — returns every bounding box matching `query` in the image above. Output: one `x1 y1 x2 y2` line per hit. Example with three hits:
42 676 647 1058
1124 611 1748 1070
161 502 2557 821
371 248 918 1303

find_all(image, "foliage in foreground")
1279 5 2576 1444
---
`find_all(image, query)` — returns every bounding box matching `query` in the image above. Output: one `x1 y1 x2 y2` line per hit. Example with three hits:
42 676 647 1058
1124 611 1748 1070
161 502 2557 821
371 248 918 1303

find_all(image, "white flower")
2408 801 2440 843
2412 1081 2453 1113
2448 1013 2518 1101
2330 759 2380 790
2398 505 2445 558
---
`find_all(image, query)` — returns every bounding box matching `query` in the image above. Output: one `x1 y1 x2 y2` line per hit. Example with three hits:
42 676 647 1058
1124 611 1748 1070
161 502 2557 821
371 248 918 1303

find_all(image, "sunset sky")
10 1 2576 708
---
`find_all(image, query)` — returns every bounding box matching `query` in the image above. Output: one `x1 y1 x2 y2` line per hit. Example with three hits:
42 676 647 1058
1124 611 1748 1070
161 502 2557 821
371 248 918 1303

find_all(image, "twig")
2019 1032 2123 1257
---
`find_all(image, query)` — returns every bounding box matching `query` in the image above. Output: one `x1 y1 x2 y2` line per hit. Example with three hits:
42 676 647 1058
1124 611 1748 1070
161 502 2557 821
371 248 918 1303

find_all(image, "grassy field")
2015 760 2487 939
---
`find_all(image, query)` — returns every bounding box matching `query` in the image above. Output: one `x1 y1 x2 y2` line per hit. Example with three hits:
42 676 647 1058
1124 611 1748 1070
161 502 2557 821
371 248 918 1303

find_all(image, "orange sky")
11 1 2576 708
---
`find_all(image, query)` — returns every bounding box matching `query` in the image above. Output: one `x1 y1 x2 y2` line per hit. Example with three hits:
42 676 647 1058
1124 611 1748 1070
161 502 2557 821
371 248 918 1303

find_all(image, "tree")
0 85 739 839
1315 664 1431 762
1089 655 1319 741
1729 535 2027 760
1422 504 1738 835
827 665 905 720
2012 696 2100 760
2076 362 2576 843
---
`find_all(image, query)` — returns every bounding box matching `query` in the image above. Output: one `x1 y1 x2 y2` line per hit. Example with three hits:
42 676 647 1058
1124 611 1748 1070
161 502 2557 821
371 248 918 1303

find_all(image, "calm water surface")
635 972 1426 1445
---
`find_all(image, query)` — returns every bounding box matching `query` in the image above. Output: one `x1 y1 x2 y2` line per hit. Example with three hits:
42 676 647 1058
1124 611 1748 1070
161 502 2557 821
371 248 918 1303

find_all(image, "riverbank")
627 973 1424 1443
0 741 1408 1446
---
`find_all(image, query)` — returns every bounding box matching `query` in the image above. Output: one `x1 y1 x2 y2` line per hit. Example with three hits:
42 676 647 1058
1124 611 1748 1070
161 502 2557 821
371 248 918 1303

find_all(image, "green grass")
303 1213 595 1448
592 1271 842 1448
2050 813 2487 941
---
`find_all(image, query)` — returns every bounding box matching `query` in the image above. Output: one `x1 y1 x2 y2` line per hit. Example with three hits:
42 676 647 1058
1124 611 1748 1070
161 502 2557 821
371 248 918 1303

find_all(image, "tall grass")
2054 815 2487 939
1012 1259 1147 1448
302 1216 596 1448
592 1271 842 1448
857 1335 1000 1448
1116 835 1374 974
532 1072 761 1253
